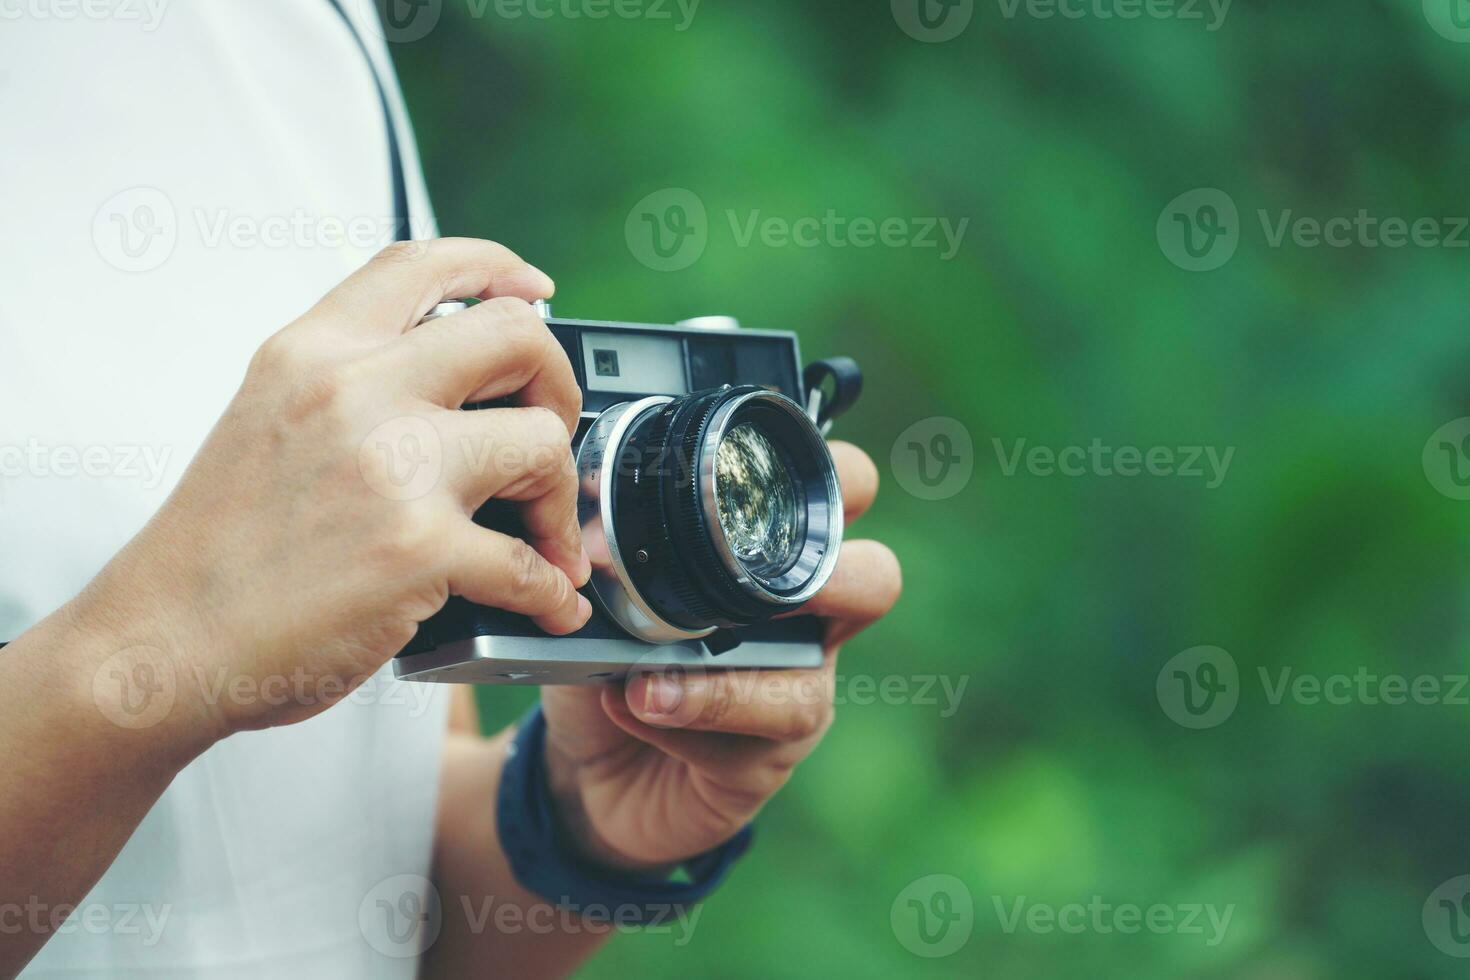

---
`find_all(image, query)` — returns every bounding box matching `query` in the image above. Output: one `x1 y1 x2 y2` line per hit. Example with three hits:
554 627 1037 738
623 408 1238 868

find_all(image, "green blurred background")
389 1 1470 975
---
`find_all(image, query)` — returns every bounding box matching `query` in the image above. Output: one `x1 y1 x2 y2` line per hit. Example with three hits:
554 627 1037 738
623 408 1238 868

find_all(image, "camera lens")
576 385 843 643
714 423 804 581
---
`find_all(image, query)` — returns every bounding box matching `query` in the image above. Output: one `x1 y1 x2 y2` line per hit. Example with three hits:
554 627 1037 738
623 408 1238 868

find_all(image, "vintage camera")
393 302 862 685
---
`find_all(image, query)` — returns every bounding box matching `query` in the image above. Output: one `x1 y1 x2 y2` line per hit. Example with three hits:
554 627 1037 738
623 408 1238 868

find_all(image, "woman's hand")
74 238 592 744
539 443 902 869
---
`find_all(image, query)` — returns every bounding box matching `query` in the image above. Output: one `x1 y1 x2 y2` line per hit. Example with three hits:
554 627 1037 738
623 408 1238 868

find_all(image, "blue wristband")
496 703 753 925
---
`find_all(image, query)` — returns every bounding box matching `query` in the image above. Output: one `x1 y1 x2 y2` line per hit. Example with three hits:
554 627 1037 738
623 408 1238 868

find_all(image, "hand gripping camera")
393 303 862 685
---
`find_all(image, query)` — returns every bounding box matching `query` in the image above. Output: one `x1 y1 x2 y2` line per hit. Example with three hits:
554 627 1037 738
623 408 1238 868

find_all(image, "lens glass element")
714 423 803 579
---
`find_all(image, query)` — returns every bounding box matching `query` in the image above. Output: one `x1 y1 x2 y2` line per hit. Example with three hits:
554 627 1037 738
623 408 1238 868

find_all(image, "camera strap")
325 0 412 243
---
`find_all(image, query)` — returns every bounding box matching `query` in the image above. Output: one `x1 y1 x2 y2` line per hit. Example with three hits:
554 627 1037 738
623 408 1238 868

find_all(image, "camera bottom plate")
392 635 825 685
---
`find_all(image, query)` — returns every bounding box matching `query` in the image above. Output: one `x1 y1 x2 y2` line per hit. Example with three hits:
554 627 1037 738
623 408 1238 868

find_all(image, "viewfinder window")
593 348 620 378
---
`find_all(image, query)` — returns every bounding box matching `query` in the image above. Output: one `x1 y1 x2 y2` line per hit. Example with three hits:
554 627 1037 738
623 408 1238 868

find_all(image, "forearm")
422 731 613 980
0 592 216 977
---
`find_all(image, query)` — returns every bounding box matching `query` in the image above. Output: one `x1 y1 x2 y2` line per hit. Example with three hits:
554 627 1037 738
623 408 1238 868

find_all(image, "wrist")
498 706 753 923
60 566 229 768
541 735 675 878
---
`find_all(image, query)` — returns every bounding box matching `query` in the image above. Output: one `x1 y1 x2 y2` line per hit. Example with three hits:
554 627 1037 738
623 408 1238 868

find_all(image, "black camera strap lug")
803 357 863 435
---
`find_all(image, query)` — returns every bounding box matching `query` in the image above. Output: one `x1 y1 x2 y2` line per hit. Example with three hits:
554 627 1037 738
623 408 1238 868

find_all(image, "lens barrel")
578 385 842 642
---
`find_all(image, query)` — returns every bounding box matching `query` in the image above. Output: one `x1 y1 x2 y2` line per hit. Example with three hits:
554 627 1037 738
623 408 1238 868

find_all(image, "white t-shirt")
2 3 453 976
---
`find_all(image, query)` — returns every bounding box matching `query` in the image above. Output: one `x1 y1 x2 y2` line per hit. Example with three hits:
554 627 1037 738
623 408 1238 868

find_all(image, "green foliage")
393 1 1470 974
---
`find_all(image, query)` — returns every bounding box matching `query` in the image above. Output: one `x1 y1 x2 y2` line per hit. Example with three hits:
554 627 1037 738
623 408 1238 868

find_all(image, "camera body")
393 305 858 685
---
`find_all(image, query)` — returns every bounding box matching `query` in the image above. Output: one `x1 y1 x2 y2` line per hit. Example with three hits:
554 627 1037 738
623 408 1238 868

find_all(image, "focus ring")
661 390 773 625
615 396 727 629
664 395 723 623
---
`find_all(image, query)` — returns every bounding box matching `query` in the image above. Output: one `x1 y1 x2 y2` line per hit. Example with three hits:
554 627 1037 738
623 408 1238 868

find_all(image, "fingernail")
577 545 593 586
642 673 683 716
575 593 593 625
